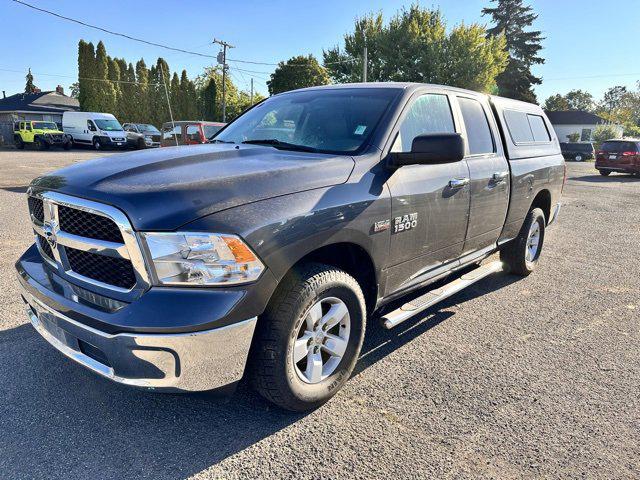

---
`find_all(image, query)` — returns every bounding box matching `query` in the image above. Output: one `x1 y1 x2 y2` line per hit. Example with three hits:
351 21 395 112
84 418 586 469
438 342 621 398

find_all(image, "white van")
63 112 127 150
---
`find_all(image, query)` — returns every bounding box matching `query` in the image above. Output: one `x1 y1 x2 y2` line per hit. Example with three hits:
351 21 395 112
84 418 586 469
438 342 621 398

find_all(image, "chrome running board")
381 260 504 329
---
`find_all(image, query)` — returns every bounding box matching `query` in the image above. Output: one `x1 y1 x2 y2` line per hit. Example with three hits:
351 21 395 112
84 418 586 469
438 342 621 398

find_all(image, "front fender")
182 174 391 284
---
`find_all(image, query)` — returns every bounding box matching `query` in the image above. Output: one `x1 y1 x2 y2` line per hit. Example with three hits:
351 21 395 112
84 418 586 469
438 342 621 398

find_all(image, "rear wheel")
599 170 611 176
500 208 545 276
249 263 366 411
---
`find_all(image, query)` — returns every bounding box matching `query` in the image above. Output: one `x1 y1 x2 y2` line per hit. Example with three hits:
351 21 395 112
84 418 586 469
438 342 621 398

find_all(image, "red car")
595 139 640 176
161 121 226 147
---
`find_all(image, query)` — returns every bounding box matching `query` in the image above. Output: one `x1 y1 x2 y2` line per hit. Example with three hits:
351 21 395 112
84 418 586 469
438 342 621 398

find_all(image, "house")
0 86 79 125
545 110 623 143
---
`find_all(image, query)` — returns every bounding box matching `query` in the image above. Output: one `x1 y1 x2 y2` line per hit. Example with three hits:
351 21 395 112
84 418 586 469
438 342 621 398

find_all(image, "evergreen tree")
24 68 37 94
482 0 544 103
93 41 117 112
135 59 150 123
77 41 98 111
107 57 122 118
170 72 181 118
148 58 171 126
118 62 136 122
179 70 198 120
200 78 217 121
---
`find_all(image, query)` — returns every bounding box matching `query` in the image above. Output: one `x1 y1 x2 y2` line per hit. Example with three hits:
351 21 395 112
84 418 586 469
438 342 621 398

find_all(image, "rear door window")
391 93 455 152
458 97 495 155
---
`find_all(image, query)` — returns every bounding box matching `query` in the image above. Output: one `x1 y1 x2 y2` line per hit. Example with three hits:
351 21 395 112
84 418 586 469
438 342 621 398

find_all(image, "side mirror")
388 133 465 168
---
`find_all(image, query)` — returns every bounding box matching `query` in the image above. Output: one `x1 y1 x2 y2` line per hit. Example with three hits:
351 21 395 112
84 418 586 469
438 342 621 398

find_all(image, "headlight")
141 232 264 286
145 135 153 140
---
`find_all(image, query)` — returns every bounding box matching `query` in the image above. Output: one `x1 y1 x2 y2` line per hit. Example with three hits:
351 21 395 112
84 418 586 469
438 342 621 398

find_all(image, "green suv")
14 121 72 150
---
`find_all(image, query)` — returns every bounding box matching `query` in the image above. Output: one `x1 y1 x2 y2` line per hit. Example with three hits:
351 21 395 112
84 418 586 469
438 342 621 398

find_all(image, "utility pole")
362 33 368 83
213 38 234 122
250 78 254 105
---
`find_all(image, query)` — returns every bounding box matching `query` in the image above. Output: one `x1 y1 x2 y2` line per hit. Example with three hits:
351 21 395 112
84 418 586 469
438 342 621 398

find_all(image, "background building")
545 110 623 142
0 86 79 125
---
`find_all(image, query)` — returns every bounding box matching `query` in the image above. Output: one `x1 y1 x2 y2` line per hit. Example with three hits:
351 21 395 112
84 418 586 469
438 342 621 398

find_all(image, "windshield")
32 122 58 130
95 119 123 131
204 124 223 139
214 88 400 154
137 124 160 133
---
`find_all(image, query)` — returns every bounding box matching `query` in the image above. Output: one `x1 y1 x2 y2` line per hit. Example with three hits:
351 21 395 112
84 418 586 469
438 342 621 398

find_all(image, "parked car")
17 83 564 411
560 142 594 162
160 121 226 147
595 139 640 176
62 112 127 150
122 123 161 149
13 121 72 150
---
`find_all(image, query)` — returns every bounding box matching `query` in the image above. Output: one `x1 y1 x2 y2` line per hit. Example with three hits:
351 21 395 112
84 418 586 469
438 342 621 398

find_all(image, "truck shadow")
0 271 518 479
569 174 640 183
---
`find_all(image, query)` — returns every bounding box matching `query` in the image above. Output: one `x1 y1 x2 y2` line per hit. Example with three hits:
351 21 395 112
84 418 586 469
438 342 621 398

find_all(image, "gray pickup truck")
17 83 564 411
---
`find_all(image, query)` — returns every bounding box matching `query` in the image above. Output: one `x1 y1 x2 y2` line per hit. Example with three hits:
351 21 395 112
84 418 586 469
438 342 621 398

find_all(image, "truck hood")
31 144 355 230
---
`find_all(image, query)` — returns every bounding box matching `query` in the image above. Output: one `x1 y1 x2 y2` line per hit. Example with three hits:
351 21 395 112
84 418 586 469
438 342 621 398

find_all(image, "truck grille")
28 196 44 222
66 247 136 289
58 205 124 243
27 192 149 293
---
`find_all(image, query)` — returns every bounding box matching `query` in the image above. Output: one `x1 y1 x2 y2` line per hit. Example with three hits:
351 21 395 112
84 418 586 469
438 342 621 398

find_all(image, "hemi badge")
373 219 391 233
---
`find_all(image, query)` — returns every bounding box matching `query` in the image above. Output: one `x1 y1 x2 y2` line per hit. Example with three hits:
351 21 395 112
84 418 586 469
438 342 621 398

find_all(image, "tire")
574 154 583 162
93 137 102 150
137 138 146 150
500 208 545 276
249 262 366 411
63 141 71 151
14 136 24 150
37 138 49 151
599 170 611 176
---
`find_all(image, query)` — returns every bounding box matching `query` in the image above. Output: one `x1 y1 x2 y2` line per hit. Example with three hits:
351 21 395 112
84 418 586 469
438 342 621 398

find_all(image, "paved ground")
0 149 638 479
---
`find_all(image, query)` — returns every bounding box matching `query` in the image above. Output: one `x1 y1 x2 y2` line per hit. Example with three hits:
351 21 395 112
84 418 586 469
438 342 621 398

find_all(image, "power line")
11 0 357 70
11 0 218 60
0 67 162 86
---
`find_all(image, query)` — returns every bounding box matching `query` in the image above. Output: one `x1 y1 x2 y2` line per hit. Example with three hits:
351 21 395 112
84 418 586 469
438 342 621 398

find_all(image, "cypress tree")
170 72 181 119
25 68 38 94
135 59 150 123
94 41 117 112
107 56 122 117
482 0 544 103
201 78 217 121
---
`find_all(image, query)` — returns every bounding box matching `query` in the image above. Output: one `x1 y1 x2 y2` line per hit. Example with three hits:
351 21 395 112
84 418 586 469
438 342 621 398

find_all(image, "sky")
1 0 639 104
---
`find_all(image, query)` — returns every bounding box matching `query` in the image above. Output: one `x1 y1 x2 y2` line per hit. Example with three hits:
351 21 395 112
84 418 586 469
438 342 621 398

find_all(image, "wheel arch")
269 241 379 315
529 189 552 225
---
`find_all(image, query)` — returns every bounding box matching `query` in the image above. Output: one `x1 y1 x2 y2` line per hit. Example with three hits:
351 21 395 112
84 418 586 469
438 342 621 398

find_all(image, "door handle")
492 171 508 182
448 178 469 189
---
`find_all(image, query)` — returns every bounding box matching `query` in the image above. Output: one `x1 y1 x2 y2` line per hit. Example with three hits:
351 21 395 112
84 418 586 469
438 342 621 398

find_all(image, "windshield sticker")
354 125 367 135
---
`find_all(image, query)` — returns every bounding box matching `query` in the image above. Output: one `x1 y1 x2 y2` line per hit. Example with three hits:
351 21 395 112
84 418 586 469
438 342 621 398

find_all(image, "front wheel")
599 170 611 176
14 136 24 150
93 137 102 150
500 208 546 276
37 138 49 151
249 263 366 411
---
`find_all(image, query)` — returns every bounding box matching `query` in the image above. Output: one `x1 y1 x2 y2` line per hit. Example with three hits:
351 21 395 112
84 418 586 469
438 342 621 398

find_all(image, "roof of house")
544 110 606 125
0 91 79 114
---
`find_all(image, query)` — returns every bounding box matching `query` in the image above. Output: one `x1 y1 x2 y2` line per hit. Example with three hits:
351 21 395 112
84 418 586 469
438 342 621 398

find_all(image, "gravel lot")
0 149 638 479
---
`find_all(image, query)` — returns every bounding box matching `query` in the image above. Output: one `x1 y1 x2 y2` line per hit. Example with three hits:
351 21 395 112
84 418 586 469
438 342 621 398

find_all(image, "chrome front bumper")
21 284 257 392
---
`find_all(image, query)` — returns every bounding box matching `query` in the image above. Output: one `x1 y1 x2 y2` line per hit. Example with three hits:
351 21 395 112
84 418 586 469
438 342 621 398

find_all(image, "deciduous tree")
267 55 330 95
323 6 507 93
